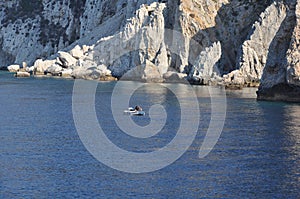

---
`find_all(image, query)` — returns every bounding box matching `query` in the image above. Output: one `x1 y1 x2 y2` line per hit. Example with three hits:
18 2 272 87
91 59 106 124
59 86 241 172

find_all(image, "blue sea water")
0 71 299 198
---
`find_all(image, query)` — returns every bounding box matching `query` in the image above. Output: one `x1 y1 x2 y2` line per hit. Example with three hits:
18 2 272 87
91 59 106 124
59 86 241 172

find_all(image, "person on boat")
134 105 142 111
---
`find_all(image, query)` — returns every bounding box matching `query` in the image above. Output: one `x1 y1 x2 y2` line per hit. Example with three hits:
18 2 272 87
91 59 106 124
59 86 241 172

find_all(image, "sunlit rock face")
0 0 299 101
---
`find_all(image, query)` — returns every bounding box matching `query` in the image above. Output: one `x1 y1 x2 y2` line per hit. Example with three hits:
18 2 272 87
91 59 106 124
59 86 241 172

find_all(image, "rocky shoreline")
3 58 300 103
2 45 260 88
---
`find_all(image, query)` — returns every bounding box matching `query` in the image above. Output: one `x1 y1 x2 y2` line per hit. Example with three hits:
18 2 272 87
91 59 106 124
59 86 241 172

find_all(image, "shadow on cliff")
188 0 274 75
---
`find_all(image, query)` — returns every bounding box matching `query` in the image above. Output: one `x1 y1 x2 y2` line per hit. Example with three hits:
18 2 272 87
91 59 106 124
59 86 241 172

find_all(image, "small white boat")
124 107 145 116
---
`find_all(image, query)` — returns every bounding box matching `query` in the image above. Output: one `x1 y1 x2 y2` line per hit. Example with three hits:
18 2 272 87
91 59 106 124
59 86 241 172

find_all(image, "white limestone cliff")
238 2 287 83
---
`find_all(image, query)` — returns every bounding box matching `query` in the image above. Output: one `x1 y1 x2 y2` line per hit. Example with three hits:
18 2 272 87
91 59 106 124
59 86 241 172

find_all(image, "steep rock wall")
257 0 300 102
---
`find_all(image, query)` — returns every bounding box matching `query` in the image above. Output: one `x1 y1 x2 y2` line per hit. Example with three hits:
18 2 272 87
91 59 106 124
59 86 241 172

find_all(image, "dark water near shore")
0 71 299 198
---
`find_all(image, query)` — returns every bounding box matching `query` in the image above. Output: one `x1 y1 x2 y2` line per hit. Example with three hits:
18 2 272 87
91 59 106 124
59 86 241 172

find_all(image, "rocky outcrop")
72 66 116 81
236 2 287 85
7 64 20 72
257 0 300 102
15 71 30 77
90 2 168 80
188 42 222 85
15 2 168 82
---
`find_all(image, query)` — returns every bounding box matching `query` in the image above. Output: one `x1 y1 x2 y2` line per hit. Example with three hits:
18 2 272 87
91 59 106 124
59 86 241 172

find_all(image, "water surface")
0 72 299 198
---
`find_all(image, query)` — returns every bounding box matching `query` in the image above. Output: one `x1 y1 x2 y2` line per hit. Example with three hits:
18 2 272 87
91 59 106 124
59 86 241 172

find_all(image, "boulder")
97 64 112 76
72 67 98 80
82 45 90 54
223 70 246 89
34 59 56 74
7 65 20 72
15 71 30 77
190 42 222 84
46 64 63 75
72 66 115 81
80 59 97 69
70 45 84 59
61 69 73 78
58 51 78 68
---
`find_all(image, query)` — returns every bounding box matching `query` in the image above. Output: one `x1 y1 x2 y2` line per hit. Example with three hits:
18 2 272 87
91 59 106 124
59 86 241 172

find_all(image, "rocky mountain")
0 0 299 101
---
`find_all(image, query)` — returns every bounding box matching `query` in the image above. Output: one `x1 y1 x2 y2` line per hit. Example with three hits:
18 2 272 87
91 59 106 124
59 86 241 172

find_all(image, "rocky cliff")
1 0 299 101
257 0 300 102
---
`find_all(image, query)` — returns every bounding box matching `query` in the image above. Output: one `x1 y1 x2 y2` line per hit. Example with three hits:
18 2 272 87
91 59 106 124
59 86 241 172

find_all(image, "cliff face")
1 0 299 101
257 0 300 102
0 0 160 66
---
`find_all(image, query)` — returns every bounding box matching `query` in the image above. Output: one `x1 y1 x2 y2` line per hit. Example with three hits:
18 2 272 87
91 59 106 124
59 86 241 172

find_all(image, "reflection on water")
283 105 300 183
0 72 299 198
226 87 258 99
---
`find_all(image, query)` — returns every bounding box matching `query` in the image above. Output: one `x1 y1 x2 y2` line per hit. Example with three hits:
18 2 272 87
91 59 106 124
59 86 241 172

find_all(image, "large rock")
72 65 115 81
34 59 56 74
189 42 222 85
58 51 78 68
79 59 97 69
70 45 84 59
46 64 63 75
7 64 20 72
72 67 99 80
61 69 73 78
15 71 30 77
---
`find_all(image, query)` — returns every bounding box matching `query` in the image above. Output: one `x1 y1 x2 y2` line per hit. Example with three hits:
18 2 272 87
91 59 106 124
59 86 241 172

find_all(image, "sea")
0 71 299 198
